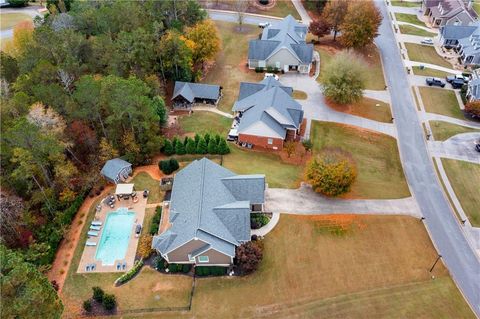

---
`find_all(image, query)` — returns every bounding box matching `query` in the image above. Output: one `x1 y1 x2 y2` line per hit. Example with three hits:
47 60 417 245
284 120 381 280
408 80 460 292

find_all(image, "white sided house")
152 158 265 266
248 15 313 74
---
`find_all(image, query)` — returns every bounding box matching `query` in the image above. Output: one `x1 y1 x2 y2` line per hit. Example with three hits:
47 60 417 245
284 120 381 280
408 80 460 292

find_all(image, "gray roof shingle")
172 81 221 103
100 158 131 181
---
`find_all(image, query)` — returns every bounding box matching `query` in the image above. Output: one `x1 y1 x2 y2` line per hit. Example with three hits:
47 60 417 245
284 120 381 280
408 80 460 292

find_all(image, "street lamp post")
429 254 442 273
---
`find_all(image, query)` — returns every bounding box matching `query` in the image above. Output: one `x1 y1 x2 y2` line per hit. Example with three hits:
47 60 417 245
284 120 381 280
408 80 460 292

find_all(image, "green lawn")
474 1 480 14
292 90 308 100
391 0 421 7
130 172 163 204
412 66 450 78
399 24 436 37
395 13 426 27
262 0 301 19
178 111 231 136
223 146 303 189
0 13 31 30
327 97 393 123
405 43 452 68
442 159 480 227
430 121 480 141
418 87 464 119
203 21 264 113
310 121 410 199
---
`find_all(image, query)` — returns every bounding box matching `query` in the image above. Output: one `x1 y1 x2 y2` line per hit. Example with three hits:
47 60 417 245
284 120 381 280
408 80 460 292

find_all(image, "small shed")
171 81 221 108
100 158 132 184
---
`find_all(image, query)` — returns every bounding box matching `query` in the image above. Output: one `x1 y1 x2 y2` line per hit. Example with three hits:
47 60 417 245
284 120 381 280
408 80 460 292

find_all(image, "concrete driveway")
429 133 480 164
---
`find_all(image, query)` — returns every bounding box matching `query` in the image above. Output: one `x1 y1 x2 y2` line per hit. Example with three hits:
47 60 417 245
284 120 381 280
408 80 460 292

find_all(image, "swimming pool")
95 209 135 266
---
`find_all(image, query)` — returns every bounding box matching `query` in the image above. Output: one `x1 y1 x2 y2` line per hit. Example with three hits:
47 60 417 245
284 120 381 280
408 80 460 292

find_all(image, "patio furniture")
122 262 127 270
86 241 97 246
91 263 96 271
116 262 122 271
92 221 102 226
85 265 91 272
87 231 99 237
90 226 101 231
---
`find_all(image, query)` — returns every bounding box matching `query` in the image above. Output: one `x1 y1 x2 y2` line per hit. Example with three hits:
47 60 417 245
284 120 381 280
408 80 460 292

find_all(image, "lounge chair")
91 264 96 271
90 225 101 231
85 264 91 272
116 263 121 270
92 221 102 226
86 241 97 246
122 262 127 270
87 231 99 237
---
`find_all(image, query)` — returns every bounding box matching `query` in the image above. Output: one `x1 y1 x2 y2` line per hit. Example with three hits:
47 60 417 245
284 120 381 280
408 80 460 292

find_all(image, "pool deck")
77 195 148 273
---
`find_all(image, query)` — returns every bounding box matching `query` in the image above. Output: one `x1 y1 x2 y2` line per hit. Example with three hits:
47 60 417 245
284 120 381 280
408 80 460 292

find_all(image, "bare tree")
234 0 249 31
57 69 75 94
0 192 24 247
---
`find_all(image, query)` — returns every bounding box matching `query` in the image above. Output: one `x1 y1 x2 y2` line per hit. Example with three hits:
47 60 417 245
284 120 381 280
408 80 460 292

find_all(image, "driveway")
428 133 480 164
265 185 421 217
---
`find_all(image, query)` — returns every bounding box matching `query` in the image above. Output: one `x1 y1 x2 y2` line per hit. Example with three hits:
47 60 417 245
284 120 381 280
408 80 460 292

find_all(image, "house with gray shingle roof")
440 22 480 65
248 15 313 74
152 158 265 266
466 69 480 101
171 81 221 108
100 158 132 184
422 0 477 27
231 77 304 150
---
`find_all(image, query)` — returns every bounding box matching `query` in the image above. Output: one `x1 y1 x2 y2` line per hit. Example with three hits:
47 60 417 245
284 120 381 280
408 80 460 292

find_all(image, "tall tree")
340 1 382 49
309 19 331 41
322 0 348 41
4 20 34 58
158 30 193 81
186 20 221 70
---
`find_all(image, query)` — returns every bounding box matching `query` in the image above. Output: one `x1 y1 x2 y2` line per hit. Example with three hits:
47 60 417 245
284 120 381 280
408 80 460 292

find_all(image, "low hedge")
195 266 227 276
168 263 191 273
149 206 162 235
115 259 144 285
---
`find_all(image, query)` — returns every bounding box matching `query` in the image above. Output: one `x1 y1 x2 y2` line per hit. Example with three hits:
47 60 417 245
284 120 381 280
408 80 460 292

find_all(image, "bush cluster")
163 133 230 156
115 259 144 285
153 255 168 271
158 158 179 174
86 287 117 312
195 266 227 276
168 263 191 273
250 214 270 229
235 241 263 275
149 206 162 235
137 235 153 259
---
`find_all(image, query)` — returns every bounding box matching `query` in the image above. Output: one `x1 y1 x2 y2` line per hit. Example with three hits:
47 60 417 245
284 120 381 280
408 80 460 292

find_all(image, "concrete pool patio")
77 193 147 273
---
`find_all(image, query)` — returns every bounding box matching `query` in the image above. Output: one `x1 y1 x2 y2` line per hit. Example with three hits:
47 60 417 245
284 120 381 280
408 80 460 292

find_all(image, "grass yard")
327 97 392 123
292 90 308 100
399 24 436 37
178 111 231 136
442 159 480 227
405 43 452 68
0 13 31 30
223 146 303 189
317 45 386 90
430 121 480 141
395 13 426 27
391 0 421 7
130 172 163 204
202 21 264 113
418 87 464 119
310 121 410 199
474 1 480 14
261 0 301 19
142 207 157 236
412 66 450 78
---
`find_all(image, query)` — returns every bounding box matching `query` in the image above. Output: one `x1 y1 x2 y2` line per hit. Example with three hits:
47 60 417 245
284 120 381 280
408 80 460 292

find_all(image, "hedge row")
115 259 144 285
163 133 230 156
149 206 162 235
195 266 227 276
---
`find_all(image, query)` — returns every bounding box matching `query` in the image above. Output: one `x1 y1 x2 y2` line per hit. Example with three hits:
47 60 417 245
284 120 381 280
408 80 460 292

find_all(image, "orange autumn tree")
5 20 34 58
305 149 357 196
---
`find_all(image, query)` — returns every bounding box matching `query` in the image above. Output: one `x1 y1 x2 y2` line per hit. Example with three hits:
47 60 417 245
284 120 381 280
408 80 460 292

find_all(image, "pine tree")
218 139 230 155
196 137 207 154
175 141 186 155
207 138 218 154
186 138 196 154
214 134 221 145
183 136 188 146
163 139 173 156
171 137 179 151
204 133 210 145
194 133 200 145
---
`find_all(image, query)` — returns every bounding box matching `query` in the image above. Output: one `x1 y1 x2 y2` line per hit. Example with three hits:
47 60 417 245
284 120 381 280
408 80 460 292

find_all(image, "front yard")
391 1 421 7
441 159 480 227
326 97 393 123
399 24 436 37
418 87 464 119
395 13 425 27
310 121 410 199
412 66 450 78
430 121 480 141
405 43 452 68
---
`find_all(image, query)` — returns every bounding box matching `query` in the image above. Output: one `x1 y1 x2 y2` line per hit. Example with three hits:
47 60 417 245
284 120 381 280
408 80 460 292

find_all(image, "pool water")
95 209 135 266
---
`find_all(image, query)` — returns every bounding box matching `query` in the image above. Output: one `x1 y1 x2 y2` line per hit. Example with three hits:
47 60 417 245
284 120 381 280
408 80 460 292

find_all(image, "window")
267 138 273 145
198 256 209 263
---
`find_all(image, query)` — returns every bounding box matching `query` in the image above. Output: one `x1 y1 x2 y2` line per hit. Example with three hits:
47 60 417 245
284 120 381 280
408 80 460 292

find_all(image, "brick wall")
238 134 284 150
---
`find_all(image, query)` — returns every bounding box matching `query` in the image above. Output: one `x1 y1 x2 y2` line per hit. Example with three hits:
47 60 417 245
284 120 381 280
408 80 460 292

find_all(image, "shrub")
255 67 264 73
194 133 200 145
204 133 211 144
175 141 186 155
195 266 227 276
150 206 162 235
92 286 104 302
305 149 357 196
102 294 116 311
465 101 480 118
284 141 296 158
302 139 313 152
163 139 174 156
167 263 189 273
154 255 167 270
214 134 221 145
217 139 230 155
266 65 274 73
83 299 92 312
250 214 270 229
115 259 144 285
235 241 263 274
137 235 153 259
207 139 218 154
159 158 179 174
169 158 179 171
186 138 197 154
182 264 191 273
196 137 207 154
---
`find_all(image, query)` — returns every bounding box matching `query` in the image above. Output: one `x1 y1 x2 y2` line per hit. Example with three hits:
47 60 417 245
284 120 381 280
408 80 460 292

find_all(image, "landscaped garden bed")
251 213 272 229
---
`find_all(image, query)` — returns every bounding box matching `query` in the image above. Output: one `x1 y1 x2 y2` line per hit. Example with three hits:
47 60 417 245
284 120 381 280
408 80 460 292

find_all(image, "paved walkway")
404 60 461 74
421 113 480 129
265 185 421 217
291 0 311 24
428 133 480 164
364 90 391 103
192 106 234 118
312 51 320 80
251 212 280 237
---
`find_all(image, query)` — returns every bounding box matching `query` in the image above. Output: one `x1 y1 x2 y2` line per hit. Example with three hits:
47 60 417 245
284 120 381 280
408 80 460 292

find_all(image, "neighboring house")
171 81 221 108
422 0 477 27
100 158 132 184
248 15 313 73
231 77 304 150
466 69 480 101
440 23 480 65
152 158 265 266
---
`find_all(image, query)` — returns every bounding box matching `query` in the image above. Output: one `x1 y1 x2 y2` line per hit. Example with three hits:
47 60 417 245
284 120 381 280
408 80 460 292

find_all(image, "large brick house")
152 158 265 266
231 77 304 150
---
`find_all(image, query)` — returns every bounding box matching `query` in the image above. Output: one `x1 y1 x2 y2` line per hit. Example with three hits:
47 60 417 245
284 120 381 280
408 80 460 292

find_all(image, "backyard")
178 111 232 136
131 172 164 204
441 159 480 227
310 121 410 199
326 97 393 123
429 121 480 141
405 43 452 68
395 13 425 27
399 24 436 37
418 87 464 119
202 21 264 113
412 66 450 78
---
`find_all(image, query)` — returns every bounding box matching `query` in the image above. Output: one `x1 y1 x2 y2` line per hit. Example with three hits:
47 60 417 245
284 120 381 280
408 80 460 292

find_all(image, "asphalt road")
375 2 480 316
208 7 480 316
